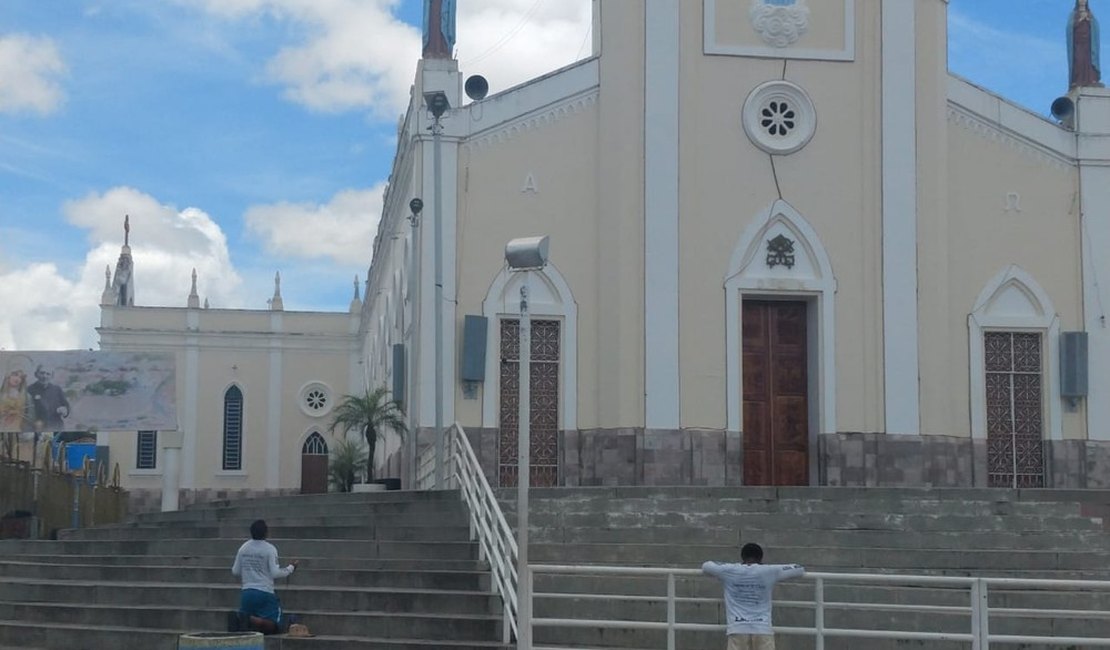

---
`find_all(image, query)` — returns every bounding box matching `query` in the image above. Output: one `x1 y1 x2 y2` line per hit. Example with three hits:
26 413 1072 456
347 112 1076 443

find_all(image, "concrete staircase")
0 490 509 650
499 487 1110 650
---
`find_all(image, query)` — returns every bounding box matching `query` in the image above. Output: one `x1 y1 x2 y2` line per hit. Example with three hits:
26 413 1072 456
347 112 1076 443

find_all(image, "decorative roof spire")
100 265 115 306
270 271 284 311
1069 0 1103 88
422 0 456 59
110 216 135 306
350 275 363 313
187 268 200 309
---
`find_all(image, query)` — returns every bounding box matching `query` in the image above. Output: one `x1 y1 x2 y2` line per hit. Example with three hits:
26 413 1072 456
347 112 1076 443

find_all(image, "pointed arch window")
222 386 244 471
302 432 328 455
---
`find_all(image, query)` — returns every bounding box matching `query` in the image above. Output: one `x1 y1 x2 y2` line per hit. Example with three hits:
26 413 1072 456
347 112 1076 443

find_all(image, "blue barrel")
177 632 263 650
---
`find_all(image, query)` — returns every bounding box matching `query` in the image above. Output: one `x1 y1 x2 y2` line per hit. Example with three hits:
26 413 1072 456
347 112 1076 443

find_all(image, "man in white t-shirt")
702 543 805 650
230 519 298 634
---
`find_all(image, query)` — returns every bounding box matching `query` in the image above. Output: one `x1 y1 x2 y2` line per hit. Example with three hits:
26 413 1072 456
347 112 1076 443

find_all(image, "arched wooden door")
300 432 329 494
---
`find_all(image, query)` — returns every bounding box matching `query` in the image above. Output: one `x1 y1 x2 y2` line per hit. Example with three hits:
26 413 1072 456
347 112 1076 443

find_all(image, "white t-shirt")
231 539 294 593
702 561 805 635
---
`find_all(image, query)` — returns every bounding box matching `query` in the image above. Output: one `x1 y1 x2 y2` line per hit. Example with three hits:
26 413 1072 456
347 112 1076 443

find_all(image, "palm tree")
328 438 367 492
328 386 407 483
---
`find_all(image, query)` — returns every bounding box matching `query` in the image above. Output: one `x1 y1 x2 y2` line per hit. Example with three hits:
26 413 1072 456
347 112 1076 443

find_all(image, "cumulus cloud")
0 188 242 351
0 34 67 115
186 0 592 116
244 183 384 266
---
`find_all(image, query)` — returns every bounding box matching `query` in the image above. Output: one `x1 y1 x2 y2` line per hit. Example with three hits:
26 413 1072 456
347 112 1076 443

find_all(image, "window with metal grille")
136 431 157 470
223 386 243 471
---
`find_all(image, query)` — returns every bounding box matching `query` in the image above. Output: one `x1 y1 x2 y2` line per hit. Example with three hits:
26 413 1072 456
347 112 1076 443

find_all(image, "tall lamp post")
424 90 450 490
504 235 549 650
407 197 423 489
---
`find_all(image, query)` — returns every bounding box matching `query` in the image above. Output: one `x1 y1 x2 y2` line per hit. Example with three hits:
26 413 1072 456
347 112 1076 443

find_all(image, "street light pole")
407 197 423 489
503 235 549 650
516 274 532 650
424 91 450 490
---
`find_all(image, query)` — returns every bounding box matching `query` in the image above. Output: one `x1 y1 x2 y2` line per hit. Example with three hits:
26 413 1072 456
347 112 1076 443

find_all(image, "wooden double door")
742 300 810 486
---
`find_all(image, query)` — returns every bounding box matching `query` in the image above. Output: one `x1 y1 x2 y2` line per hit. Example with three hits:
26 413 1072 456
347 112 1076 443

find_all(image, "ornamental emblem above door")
750 0 810 48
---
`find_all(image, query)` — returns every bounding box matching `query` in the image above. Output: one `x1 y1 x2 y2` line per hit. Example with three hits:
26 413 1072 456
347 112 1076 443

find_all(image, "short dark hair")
740 542 764 562
250 519 268 540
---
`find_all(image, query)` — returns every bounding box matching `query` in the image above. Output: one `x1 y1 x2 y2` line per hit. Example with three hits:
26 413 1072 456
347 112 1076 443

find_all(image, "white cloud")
0 34 67 115
187 0 592 116
0 188 243 351
244 184 385 266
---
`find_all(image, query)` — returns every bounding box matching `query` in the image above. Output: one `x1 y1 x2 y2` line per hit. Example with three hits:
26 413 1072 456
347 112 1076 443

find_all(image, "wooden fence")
0 451 127 538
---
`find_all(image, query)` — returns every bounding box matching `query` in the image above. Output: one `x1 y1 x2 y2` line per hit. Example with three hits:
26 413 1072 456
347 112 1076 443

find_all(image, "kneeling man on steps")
703 543 804 650
231 519 298 634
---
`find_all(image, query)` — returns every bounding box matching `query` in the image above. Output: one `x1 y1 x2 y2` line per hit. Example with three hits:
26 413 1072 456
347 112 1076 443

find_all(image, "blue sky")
0 0 1090 349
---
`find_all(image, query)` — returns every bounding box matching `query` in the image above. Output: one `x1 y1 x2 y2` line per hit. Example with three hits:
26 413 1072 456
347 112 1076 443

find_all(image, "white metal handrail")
528 565 1110 649
447 423 519 643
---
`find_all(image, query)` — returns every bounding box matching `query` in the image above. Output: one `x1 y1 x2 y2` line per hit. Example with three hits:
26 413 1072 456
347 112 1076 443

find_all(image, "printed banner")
0 351 177 434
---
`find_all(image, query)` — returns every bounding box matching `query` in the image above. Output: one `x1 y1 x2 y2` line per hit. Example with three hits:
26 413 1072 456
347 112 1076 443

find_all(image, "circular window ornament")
298 382 333 418
742 81 816 155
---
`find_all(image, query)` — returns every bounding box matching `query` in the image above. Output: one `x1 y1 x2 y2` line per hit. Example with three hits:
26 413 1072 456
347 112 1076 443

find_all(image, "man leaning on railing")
702 542 805 650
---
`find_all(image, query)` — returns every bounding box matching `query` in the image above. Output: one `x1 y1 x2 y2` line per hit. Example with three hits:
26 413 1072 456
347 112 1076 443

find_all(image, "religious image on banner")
0 351 177 434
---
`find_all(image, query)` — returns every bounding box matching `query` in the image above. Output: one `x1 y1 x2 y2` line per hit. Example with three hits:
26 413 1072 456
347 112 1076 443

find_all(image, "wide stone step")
61 524 473 542
527 525 1110 550
140 501 470 523
0 601 501 640
0 554 488 572
0 620 509 650
526 511 1104 532
0 538 478 560
0 561 489 590
530 543 1110 571
124 512 472 529
504 497 1092 519
0 580 499 614
186 489 461 510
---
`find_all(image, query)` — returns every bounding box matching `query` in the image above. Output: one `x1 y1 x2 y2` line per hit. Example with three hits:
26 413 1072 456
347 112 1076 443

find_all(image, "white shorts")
727 633 775 650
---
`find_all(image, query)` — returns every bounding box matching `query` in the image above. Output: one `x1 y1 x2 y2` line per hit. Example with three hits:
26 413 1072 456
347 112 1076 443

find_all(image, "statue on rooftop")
423 0 456 60
1068 0 1103 88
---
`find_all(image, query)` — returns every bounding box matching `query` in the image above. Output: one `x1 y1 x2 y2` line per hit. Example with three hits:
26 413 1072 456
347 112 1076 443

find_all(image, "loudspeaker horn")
1051 96 1075 122
465 75 489 101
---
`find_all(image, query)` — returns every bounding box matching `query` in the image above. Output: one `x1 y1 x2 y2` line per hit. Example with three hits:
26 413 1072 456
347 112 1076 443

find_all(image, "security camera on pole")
504 235 549 650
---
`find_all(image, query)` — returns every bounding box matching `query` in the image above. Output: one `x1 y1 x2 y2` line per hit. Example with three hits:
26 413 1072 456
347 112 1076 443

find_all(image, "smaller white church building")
98 0 1110 509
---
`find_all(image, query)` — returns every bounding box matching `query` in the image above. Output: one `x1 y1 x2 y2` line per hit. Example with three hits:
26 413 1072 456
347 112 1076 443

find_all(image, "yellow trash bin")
177 631 264 650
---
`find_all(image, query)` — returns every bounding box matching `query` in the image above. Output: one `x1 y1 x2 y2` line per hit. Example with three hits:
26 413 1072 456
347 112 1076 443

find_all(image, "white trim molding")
881 0 920 435
481 263 578 432
644 0 681 430
724 200 837 437
704 0 855 61
968 266 1063 442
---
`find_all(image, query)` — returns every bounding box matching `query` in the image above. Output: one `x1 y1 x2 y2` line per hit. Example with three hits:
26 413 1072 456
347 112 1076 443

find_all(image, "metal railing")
527 565 1110 649
445 423 519 643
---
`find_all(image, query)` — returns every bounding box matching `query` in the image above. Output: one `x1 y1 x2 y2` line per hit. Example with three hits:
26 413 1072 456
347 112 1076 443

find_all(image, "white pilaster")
1077 88 1110 440
881 0 920 434
183 324 199 489
160 430 184 512
267 313 283 488
644 0 681 429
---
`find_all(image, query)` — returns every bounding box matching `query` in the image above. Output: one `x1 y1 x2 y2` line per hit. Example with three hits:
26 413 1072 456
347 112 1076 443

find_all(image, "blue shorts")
239 588 283 624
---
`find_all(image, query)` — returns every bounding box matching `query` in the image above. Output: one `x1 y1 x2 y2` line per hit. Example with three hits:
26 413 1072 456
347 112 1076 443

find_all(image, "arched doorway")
300 432 329 494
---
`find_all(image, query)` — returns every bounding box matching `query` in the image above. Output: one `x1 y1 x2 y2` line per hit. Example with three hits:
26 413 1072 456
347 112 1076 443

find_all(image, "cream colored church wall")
915 0 956 437
677 0 884 434
453 103 601 430
944 121 1084 439
192 349 270 489
278 350 352 484
593 0 646 430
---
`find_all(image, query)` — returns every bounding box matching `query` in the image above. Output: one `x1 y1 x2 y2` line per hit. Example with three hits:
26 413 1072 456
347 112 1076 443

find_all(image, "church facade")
100 0 1110 506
